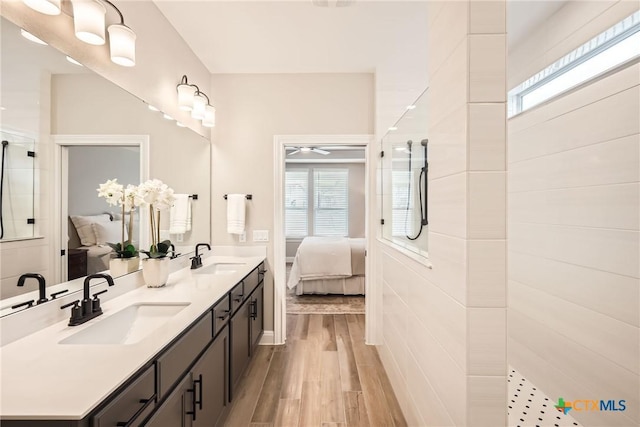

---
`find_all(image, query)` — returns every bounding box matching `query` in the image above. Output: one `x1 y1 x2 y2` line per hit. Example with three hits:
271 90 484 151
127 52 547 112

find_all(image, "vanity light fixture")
163 113 173 121
147 104 160 112
20 29 48 45
406 105 416 110
25 0 136 67
105 0 136 67
176 122 187 127
177 75 196 111
71 0 106 45
388 126 398 131
202 105 216 128
22 0 61 15
176 75 217 127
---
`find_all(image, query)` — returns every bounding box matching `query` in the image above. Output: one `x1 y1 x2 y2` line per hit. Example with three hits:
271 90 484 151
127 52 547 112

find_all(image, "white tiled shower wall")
376 1 507 425
508 1 640 426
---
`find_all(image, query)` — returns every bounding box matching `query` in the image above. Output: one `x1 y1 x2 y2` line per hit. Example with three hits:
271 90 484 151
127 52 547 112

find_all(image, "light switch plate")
239 231 246 243
253 230 269 242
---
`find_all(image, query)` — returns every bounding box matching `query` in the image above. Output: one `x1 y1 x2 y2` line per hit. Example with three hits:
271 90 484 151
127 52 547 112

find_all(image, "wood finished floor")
224 314 407 427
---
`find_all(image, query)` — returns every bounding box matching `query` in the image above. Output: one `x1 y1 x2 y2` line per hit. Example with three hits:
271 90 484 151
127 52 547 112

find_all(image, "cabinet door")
230 302 250 400
145 375 193 427
192 328 229 427
250 283 264 355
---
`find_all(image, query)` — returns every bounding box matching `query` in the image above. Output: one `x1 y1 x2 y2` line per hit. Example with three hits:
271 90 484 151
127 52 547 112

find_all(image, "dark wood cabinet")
67 248 88 280
192 329 229 427
145 374 193 427
1 262 264 427
250 282 264 355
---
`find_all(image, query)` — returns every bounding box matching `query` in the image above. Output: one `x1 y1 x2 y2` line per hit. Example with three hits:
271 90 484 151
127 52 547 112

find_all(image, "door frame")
52 135 150 283
273 134 377 345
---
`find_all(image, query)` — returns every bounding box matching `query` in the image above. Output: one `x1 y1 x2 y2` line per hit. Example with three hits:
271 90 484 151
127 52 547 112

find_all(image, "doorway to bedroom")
53 135 149 283
273 135 374 345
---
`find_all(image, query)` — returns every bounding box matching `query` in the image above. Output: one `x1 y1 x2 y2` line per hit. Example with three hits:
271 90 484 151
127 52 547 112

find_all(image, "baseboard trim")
259 330 277 345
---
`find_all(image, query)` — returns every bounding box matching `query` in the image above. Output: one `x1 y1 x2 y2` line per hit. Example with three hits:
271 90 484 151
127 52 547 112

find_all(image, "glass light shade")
177 84 196 111
72 0 106 45
20 29 48 45
203 105 216 127
191 93 206 120
108 24 136 67
22 0 61 15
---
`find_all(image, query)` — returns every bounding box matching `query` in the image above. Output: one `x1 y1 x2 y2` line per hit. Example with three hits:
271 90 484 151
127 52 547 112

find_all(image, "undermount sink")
193 262 245 275
59 302 190 345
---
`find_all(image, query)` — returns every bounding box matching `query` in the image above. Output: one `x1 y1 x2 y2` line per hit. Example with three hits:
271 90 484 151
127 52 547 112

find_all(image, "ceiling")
153 0 429 74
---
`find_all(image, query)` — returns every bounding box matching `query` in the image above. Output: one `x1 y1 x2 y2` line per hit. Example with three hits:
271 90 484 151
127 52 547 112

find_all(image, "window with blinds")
285 170 309 237
285 168 350 237
313 169 349 236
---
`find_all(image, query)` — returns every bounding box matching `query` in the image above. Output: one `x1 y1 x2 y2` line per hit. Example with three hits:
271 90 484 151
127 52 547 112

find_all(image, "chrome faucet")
190 243 211 269
61 273 115 326
17 273 47 304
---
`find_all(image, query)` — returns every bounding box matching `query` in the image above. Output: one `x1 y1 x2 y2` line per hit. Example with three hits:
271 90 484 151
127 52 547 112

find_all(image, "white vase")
109 257 140 277
142 257 170 288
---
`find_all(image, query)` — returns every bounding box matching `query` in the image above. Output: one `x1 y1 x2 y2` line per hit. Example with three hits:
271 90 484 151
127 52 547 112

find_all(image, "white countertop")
0 254 265 420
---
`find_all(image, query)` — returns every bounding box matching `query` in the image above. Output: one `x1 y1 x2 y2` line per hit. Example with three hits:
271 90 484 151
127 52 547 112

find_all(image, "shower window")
380 88 429 257
0 130 36 241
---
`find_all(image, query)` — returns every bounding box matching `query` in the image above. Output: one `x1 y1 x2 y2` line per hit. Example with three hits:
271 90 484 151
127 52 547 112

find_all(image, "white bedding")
84 245 113 275
287 237 366 294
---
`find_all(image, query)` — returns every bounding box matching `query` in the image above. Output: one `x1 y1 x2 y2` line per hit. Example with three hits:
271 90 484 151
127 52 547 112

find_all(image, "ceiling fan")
287 147 331 156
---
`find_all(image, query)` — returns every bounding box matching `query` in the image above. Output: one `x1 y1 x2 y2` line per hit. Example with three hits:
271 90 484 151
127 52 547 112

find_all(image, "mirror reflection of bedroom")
66 145 140 280
285 145 366 316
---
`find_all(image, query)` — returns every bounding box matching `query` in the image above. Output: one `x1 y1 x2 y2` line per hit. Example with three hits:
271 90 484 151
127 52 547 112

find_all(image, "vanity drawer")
92 365 155 427
243 267 261 297
157 312 213 398
230 281 245 314
213 295 230 336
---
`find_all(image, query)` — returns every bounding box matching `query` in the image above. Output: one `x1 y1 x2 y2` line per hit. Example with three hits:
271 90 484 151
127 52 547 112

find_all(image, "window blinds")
285 170 309 237
313 169 348 236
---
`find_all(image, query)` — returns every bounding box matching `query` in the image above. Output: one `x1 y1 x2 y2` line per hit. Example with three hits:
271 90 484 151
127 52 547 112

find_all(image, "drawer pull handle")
186 385 197 421
195 374 203 410
250 300 258 320
233 294 244 302
116 392 156 426
217 309 230 320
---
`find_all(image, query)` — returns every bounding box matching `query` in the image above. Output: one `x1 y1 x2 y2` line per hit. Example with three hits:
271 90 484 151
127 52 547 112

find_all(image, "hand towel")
227 194 246 235
169 194 192 234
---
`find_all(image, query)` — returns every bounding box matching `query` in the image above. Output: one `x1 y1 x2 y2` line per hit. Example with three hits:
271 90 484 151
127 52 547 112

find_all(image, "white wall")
210 73 374 332
376 1 507 426
508 2 640 426
68 146 140 217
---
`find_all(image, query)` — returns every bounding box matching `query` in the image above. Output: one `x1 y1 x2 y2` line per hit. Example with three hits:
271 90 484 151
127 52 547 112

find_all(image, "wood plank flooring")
223 314 406 427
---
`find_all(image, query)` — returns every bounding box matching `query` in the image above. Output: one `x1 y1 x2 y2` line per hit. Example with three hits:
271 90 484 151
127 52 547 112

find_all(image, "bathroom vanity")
0 255 266 427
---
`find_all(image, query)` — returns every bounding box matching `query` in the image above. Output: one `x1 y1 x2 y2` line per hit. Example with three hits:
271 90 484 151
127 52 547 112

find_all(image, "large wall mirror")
0 17 211 316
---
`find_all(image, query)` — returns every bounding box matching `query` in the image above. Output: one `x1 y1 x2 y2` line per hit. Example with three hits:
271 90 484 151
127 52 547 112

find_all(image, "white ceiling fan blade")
312 148 330 155
287 149 301 156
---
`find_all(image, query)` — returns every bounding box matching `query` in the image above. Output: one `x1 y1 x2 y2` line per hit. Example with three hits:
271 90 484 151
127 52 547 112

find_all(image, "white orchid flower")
97 179 124 207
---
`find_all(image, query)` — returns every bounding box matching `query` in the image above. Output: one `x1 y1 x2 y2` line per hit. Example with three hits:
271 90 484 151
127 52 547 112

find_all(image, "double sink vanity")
0 250 266 426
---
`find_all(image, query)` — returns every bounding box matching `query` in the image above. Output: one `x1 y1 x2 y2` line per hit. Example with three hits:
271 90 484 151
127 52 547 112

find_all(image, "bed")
287 236 365 295
69 213 120 275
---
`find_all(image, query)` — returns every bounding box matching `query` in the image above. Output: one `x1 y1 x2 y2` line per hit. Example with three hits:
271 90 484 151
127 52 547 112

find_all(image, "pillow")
93 220 126 246
70 214 111 246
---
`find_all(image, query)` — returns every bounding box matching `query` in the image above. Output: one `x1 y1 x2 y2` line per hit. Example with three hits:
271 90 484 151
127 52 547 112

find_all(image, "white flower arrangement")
137 179 176 258
97 179 141 258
